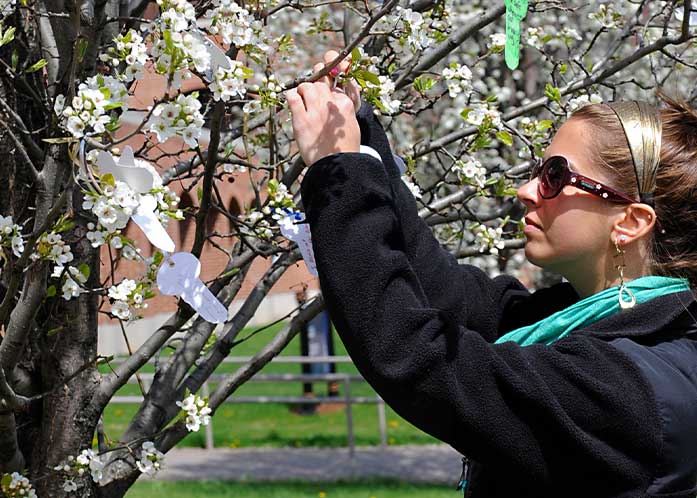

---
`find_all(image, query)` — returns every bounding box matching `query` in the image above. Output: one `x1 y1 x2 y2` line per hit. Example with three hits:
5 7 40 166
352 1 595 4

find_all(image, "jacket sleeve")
300 153 659 484
354 101 535 339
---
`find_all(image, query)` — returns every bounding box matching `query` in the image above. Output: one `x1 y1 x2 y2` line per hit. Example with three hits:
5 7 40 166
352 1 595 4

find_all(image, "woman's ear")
611 203 656 244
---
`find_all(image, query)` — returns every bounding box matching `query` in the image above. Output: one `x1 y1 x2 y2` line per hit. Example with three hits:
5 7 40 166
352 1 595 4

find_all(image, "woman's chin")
523 242 552 269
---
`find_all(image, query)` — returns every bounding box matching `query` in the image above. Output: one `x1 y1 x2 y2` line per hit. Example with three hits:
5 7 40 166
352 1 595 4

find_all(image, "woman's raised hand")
286 62 360 167
321 50 362 113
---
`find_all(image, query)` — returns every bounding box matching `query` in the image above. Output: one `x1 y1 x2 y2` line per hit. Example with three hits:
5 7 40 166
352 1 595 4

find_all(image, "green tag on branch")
504 0 528 71
505 0 528 19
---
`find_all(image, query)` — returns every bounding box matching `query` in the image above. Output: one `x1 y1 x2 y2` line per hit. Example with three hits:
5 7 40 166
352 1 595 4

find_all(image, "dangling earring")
614 236 636 310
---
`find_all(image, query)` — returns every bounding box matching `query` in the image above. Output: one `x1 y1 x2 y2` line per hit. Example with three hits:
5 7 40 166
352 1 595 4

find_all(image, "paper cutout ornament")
157 252 228 323
279 212 318 276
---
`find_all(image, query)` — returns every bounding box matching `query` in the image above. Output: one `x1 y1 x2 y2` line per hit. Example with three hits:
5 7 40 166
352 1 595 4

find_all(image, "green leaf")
545 83 561 104
559 63 567 75
217 267 240 280
102 173 116 186
351 47 361 63
354 69 380 86
42 136 79 144
47 326 65 336
0 26 15 47
412 75 435 94
11 49 18 71
54 219 75 233
196 187 203 202
495 130 513 146
46 285 57 297
78 263 90 280
77 38 89 63
537 119 553 130
2 472 12 487
26 59 48 73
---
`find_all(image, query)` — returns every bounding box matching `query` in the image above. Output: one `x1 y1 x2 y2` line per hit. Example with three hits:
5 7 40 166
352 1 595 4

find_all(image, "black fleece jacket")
299 104 697 498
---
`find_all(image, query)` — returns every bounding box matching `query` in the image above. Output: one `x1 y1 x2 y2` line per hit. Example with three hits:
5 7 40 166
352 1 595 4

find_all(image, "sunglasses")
530 156 638 204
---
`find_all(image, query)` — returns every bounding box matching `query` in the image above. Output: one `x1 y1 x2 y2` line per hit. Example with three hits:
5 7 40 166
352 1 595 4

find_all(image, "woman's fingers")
323 50 350 74
312 62 331 86
285 88 307 127
321 49 360 111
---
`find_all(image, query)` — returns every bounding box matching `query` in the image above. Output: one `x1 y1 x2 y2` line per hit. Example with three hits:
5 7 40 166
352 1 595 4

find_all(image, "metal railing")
109 356 386 457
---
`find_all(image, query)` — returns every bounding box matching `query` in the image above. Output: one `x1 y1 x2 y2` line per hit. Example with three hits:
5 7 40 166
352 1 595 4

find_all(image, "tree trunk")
26 192 103 496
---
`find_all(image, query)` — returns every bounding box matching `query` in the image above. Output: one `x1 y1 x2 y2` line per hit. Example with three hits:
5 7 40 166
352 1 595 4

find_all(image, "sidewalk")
157 445 462 484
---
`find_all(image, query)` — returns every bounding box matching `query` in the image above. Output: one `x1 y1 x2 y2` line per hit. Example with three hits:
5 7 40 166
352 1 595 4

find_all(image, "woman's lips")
524 217 543 232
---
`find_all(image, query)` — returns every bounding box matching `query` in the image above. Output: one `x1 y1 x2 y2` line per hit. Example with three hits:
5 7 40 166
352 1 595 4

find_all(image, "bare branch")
455 238 525 258
192 101 225 258
0 119 41 182
157 295 325 453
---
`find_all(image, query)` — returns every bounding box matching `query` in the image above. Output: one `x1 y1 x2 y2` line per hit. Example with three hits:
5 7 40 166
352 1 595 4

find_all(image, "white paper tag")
156 252 228 323
191 30 232 74
279 213 318 276
97 146 158 194
131 195 176 253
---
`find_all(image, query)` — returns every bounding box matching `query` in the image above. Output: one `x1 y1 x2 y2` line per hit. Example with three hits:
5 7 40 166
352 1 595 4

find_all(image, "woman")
286 52 697 498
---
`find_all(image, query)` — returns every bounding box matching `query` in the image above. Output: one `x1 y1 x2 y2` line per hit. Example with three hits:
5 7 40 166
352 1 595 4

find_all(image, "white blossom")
567 93 603 115
136 441 165 476
442 63 473 99
148 93 204 145
108 278 137 301
176 393 212 432
63 479 78 492
401 176 422 199
2 472 37 498
204 0 270 51
58 75 127 138
464 103 502 129
488 33 506 51
208 62 249 102
453 158 487 189
472 224 505 255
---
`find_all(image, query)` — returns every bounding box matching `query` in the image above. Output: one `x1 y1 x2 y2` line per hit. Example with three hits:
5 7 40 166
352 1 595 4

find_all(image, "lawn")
102 322 438 448
125 480 456 498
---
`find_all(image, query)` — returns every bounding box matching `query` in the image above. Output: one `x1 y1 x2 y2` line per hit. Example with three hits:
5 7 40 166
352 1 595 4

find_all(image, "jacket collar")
581 290 697 339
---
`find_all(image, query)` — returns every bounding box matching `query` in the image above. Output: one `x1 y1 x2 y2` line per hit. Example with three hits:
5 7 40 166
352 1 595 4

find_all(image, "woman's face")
516 118 622 277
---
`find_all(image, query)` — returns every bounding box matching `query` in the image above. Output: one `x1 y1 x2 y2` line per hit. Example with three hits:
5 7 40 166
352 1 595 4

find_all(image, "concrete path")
157 445 462 484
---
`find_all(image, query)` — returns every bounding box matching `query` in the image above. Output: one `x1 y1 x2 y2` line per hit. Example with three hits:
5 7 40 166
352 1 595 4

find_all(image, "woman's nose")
517 177 541 208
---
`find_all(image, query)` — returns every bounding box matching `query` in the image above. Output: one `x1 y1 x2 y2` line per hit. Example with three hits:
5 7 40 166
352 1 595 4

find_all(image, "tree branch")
394 4 507 91
414 3 695 157
157 294 324 453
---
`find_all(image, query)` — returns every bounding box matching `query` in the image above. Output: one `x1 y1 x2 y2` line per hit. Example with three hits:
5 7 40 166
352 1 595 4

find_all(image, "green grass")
102 322 438 448
125 480 455 498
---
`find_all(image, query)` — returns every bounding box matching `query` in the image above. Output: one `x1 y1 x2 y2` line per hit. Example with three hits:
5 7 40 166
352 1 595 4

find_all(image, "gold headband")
606 101 662 204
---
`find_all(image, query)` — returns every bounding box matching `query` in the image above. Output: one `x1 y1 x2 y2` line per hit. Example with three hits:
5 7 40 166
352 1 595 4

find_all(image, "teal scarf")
495 276 690 347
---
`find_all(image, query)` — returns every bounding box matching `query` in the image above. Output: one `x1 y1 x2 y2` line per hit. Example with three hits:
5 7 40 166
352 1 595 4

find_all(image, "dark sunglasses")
530 156 638 204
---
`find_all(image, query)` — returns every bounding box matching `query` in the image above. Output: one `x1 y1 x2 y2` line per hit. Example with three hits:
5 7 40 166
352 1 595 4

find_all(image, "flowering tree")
0 0 695 495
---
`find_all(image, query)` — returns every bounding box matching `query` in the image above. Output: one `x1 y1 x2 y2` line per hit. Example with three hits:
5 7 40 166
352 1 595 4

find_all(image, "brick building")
98 56 319 355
